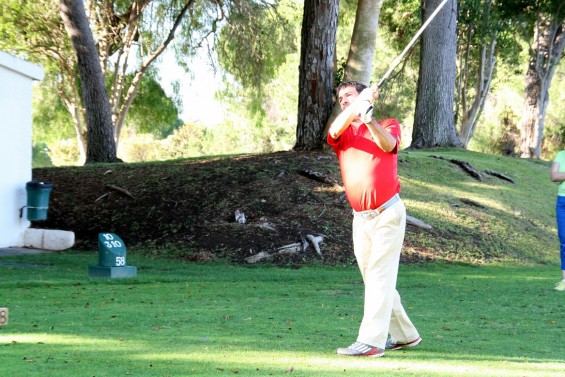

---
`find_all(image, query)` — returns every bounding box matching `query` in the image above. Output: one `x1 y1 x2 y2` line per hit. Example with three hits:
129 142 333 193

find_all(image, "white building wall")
0 51 44 248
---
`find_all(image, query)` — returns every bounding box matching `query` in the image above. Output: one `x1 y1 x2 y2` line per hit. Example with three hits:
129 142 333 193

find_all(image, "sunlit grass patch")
1 254 563 376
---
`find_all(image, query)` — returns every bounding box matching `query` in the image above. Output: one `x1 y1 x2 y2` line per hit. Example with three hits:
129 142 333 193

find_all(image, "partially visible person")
550 151 565 291
328 81 421 357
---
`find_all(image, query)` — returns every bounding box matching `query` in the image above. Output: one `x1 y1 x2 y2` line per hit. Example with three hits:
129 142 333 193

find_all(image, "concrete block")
23 228 74 250
88 265 137 279
43 230 74 250
23 228 44 248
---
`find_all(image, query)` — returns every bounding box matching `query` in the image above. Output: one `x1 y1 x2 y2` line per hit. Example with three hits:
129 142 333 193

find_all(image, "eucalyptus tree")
0 0 83 155
218 0 342 151
3 0 283 163
1 0 199 162
341 0 382 84
294 0 339 150
511 0 565 159
322 0 383 143
456 0 498 147
32 71 179 148
215 0 298 136
411 0 462 148
60 0 118 162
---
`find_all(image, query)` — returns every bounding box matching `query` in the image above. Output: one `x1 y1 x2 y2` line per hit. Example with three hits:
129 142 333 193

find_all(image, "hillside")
31 148 558 266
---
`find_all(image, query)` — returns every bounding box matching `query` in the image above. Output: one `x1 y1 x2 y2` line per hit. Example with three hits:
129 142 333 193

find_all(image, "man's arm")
328 87 378 140
357 86 397 152
365 119 397 153
328 100 367 140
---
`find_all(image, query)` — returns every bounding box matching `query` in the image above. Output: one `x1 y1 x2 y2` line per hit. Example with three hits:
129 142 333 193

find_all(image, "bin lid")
26 180 53 189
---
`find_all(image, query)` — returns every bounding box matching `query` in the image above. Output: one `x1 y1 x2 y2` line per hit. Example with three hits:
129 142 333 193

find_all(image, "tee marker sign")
88 233 137 278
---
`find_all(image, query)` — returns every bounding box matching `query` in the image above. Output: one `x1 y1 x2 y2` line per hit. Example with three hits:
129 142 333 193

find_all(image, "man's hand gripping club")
357 85 379 124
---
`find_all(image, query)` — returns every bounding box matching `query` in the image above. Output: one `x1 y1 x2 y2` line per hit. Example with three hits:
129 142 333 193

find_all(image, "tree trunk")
60 0 118 164
518 11 565 159
110 0 194 148
294 0 339 151
458 37 497 147
342 0 382 83
457 0 497 147
411 0 462 149
323 0 382 140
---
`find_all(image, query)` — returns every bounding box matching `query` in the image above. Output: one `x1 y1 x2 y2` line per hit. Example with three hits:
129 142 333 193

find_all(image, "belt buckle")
367 210 378 219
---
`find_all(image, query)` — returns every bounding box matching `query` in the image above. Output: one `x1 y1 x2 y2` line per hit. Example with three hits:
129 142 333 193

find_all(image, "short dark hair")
336 81 368 96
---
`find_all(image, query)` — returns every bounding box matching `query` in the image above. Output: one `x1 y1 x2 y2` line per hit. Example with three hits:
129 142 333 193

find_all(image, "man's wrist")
360 109 373 124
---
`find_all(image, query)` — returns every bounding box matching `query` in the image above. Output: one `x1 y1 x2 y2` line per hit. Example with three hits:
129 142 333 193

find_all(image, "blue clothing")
553 151 565 196
555 196 565 270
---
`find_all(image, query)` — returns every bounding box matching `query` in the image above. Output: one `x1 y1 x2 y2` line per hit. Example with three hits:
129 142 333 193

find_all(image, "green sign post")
88 233 137 278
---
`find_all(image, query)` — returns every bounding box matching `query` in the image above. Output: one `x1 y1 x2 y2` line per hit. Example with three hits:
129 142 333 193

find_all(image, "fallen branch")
106 184 134 198
430 156 482 181
244 243 301 263
449 159 482 181
459 198 486 209
245 234 325 263
406 215 432 230
245 251 271 263
305 234 324 260
95 193 109 203
484 170 515 184
277 243 303 255
297 169 342 188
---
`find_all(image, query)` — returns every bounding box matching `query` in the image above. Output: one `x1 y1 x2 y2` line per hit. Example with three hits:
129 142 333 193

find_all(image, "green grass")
1 252 563 376
398 149 556 264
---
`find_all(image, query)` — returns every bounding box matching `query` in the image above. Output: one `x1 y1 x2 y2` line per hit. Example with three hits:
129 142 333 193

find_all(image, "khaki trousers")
352 198 419 348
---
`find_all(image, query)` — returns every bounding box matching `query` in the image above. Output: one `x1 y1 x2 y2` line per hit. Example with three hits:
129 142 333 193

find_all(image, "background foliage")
0 0 563 166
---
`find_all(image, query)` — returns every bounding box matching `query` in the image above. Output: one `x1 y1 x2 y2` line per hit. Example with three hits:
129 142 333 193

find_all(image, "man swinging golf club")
328 81 421 357
327 0 451 357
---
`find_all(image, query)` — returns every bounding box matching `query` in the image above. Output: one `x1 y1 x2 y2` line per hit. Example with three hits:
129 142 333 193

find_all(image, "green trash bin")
26 180 52 221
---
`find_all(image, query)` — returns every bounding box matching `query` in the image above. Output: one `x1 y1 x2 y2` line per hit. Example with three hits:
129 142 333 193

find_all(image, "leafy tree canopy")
218 1 299 85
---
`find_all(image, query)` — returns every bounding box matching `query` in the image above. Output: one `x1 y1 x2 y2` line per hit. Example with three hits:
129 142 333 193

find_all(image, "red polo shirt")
327 119 401 212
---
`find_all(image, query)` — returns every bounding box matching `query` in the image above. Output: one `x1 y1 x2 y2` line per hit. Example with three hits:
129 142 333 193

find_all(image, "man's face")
337 86 360 111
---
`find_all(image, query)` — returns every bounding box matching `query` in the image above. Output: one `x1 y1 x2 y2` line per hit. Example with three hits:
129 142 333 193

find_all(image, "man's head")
336 81 368 111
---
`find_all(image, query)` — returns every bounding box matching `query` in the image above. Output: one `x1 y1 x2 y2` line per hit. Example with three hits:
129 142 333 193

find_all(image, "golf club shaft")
376 0 450 89
361 0 450 119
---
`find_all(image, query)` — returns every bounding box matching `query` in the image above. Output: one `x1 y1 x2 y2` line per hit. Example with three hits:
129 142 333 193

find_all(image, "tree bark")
110 0 194 147
457 0 497 147
60 0 118 164
294 0 339 151
518 10 565 159
323 0 382 140
410 0 462 149
458 37 496 147
342 0 382 84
